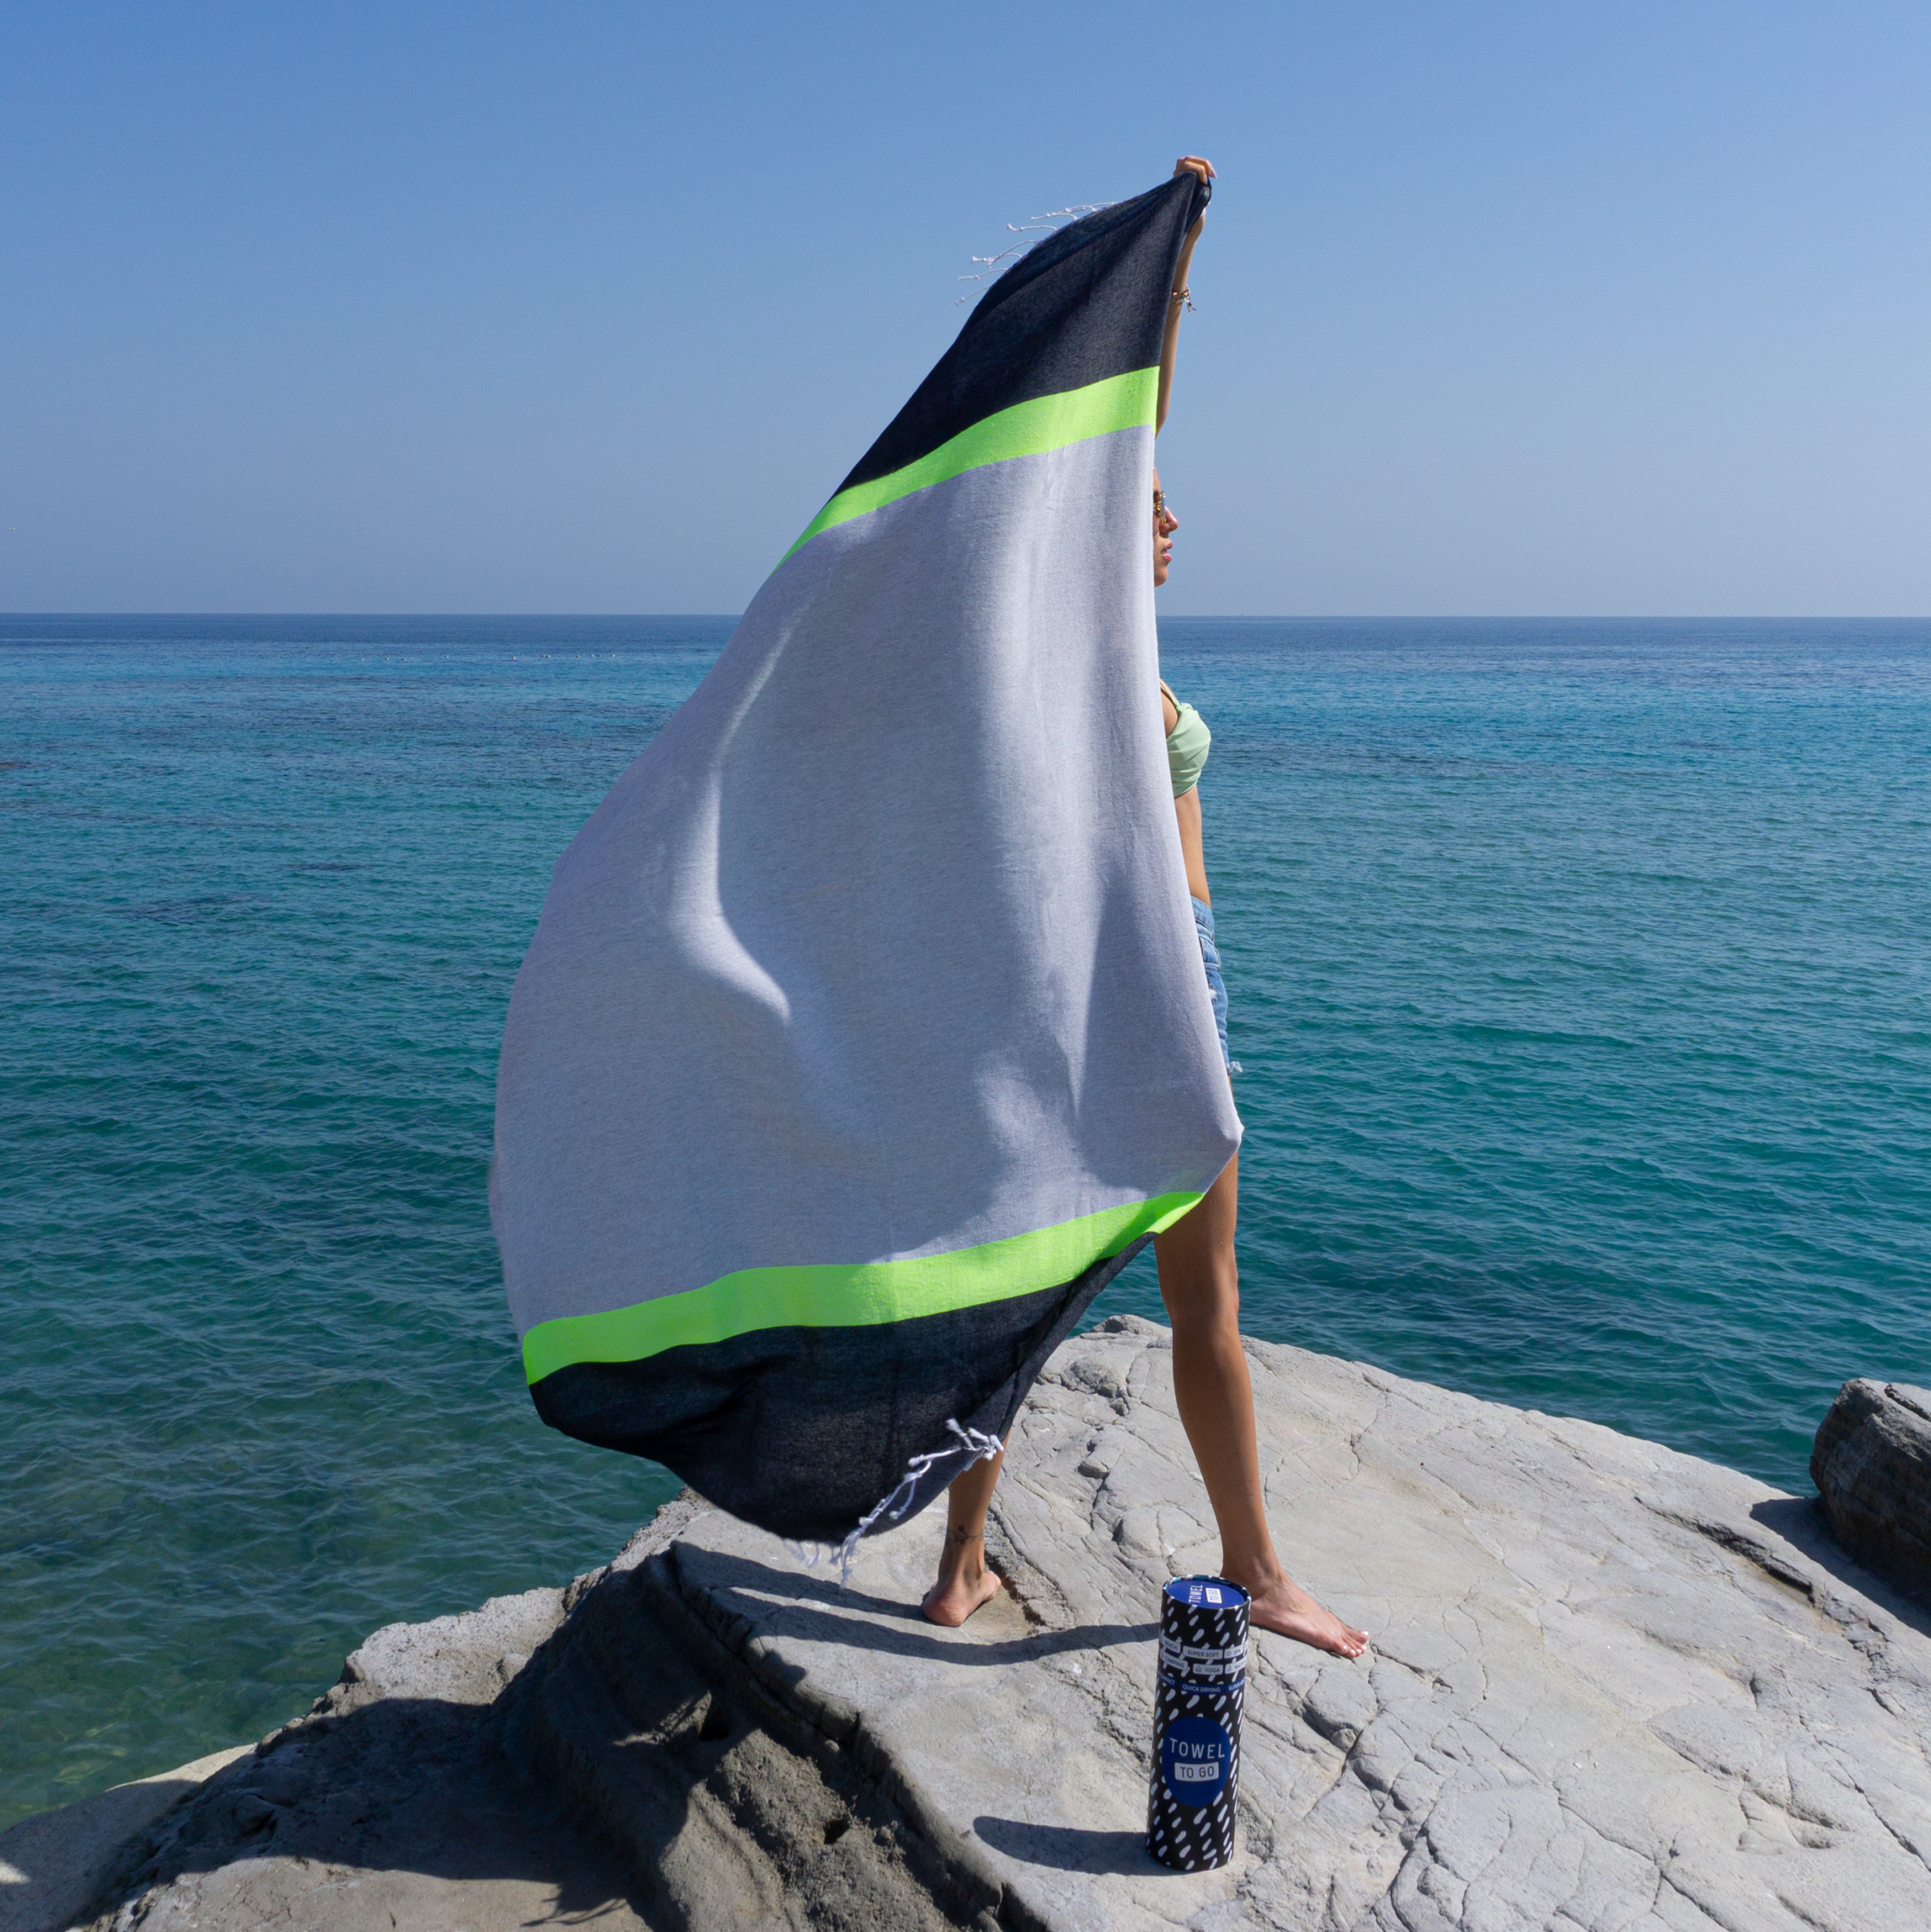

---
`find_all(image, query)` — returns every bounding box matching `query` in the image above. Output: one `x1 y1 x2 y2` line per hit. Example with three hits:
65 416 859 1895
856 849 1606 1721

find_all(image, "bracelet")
1170 287 1194 312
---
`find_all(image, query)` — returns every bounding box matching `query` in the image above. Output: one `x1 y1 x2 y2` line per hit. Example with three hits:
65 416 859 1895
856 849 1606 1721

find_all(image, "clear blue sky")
3 2 1926 615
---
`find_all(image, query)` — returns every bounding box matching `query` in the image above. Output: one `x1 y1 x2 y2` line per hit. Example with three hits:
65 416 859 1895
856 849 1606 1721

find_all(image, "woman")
921 158 1370 1663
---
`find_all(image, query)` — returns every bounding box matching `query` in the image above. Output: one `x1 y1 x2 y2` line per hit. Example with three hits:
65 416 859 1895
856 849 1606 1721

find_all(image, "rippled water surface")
4 615 1927 1826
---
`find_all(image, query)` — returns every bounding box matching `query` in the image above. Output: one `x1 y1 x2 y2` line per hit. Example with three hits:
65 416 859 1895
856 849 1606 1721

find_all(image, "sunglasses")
1153 490 1174 517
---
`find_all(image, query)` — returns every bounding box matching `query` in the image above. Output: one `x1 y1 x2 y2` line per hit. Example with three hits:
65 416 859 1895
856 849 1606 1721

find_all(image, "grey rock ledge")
11 1317 1930 1930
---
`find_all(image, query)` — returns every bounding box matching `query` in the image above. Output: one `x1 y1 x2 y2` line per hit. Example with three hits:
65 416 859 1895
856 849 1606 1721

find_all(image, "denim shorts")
1192 895 1238 1075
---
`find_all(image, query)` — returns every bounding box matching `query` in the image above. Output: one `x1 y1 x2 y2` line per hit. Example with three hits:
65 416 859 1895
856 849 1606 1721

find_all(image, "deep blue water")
3 614 1927 1827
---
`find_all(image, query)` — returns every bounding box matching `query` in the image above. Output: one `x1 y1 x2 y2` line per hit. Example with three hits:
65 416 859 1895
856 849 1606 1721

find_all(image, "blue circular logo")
1159 1715 1232 1808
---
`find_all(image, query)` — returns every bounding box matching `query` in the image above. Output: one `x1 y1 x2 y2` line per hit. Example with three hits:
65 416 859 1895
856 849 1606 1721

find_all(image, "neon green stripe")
522 1190 1198 1384
782 365 1158 563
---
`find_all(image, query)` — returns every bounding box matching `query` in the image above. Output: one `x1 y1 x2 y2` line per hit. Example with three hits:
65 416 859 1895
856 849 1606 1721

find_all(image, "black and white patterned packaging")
1146 1574 1248 1871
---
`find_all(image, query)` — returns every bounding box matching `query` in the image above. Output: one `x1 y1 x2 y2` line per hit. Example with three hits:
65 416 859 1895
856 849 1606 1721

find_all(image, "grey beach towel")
493 169 1239 1542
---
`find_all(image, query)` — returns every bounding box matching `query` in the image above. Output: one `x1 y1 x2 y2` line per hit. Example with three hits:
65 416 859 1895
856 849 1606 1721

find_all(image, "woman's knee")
1157 1261 1241 1336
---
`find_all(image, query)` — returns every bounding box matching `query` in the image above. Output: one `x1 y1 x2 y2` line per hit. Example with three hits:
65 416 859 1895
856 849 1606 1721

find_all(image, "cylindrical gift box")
1147 1574 1248 1871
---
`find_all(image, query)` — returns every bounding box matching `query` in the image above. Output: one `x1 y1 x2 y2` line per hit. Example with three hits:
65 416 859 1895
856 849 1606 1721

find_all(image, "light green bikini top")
1160 680 1211 797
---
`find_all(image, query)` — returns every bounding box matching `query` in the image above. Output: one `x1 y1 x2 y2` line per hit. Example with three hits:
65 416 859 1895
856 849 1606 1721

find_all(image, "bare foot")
1233 1567 1368 1659
921 1567 1002 1627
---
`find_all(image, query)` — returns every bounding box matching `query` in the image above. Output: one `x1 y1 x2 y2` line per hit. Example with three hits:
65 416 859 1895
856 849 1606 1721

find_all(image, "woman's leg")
1155 1153 1368 1658
919 1156 1365 1654
922 1446 1006 1626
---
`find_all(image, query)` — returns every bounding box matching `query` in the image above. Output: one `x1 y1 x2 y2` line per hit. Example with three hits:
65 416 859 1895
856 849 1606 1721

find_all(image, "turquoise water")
4 615 1927 1827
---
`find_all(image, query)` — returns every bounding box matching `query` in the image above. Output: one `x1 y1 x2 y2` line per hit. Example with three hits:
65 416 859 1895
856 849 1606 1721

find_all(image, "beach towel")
493 168 1238 1543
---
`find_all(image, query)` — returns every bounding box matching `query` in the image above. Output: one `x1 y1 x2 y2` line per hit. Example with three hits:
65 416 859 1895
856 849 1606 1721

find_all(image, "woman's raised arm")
1156 155 1214 435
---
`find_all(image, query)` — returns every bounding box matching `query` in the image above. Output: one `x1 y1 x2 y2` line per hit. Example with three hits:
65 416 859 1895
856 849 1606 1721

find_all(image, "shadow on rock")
972 1814 1156 1875
1748 1497 1931 1637
98 1690 642 1924
681 1544 1156 1666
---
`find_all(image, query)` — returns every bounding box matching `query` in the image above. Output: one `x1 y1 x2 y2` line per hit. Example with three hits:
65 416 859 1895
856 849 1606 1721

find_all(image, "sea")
3 614 1926 1828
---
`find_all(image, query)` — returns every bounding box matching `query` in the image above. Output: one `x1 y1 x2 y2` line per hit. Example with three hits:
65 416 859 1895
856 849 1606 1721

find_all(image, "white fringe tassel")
794 1419 1005 1586
956 205 1105 302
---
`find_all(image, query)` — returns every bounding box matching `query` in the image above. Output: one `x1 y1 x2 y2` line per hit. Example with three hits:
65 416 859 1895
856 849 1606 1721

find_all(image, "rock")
53 1580 649 1932
0 1749 251 1932
1811 1378 1931 1594
26 1320 1931 1930
53 1496 981 1932
656 1317 1931 1931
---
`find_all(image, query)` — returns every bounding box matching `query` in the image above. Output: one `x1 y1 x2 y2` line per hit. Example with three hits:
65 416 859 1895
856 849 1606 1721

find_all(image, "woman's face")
1152 470 1178 586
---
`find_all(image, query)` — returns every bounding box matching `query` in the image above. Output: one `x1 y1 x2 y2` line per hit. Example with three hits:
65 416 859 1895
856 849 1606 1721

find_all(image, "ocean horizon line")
4 610 1929 625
